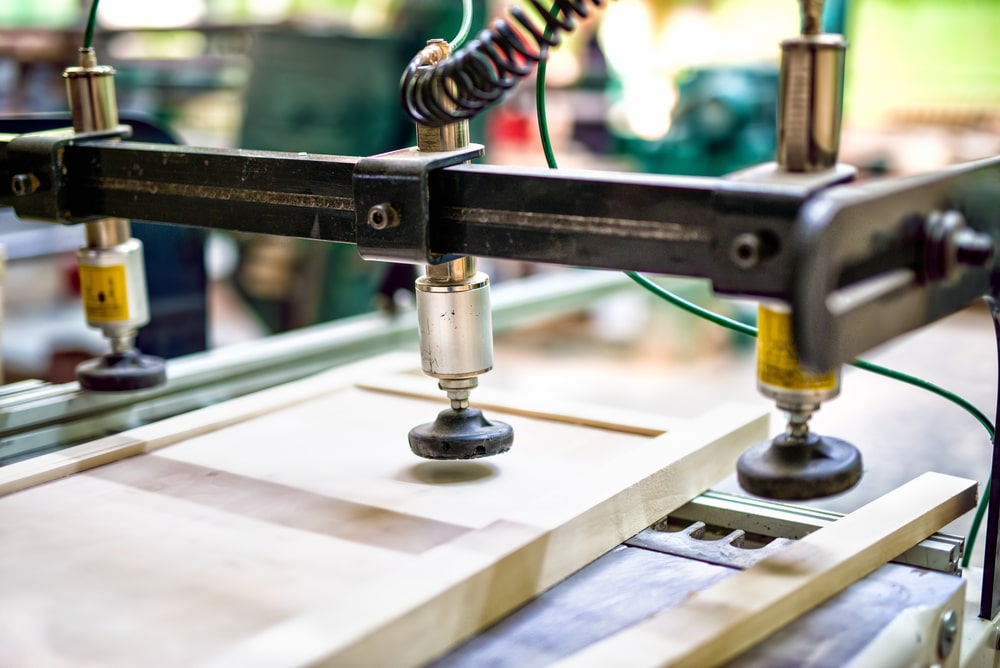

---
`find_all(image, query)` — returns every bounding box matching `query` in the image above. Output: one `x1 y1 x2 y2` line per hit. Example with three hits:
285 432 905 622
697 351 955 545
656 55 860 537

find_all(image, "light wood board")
557 471 977 668
0 354 768 667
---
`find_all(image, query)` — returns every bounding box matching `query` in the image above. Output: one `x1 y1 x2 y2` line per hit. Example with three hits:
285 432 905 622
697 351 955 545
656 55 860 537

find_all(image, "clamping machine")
3 0 1000 658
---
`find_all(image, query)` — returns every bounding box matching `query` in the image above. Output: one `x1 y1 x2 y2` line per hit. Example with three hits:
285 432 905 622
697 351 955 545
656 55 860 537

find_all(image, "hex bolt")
924 211 995 281
730 233 762 269
938 609 957 659
955 229 995 267
367 203 398 230
11 173 37 196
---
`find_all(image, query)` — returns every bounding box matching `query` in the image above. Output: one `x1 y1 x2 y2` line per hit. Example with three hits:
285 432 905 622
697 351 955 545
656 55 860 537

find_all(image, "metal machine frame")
3 119 1000 616
2 129 998 369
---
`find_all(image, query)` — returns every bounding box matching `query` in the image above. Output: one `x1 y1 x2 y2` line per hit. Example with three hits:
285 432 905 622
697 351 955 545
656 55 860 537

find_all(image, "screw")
938 609 957 659
367 203 398 230
730 233 762 269
11 173 37 196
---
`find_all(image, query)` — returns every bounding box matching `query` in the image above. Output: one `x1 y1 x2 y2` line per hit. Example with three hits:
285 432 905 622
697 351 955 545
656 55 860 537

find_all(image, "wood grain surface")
0 355 768 667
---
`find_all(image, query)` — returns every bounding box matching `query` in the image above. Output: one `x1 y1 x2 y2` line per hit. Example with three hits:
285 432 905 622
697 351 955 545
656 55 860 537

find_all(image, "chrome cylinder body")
776 34 846 173
415 258 493 380
64 50 118 134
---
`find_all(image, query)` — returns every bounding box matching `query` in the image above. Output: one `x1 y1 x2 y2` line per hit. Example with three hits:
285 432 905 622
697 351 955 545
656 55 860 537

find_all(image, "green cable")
625 271 757 336
536 54 559 173
536 2 561 170
450 0 474 50
534 10 994 568
83 0 100 50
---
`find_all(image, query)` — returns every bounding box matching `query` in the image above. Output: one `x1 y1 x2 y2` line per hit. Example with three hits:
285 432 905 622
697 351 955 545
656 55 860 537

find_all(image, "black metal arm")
1 128 998 371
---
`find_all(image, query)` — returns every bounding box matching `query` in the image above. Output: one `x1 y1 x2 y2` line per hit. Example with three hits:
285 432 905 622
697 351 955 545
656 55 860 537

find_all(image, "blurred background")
3 0 1000 546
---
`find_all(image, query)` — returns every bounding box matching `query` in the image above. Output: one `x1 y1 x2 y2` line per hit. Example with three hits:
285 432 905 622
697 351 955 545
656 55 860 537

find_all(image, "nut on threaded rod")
440 378 477 411
781 406 813 444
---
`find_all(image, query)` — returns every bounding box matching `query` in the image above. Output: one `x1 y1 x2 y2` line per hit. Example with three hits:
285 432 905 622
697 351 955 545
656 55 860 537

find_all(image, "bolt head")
11 173 37 196
730 233 762 269
367 203 397 230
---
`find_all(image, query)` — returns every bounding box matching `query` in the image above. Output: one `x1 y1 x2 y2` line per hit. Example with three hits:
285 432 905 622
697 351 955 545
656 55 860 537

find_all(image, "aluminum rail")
0 270 630 464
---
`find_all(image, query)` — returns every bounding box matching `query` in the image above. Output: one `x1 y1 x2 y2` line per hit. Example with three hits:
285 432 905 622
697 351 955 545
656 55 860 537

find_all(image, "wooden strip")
357 374 685 436
202 403 770 668
557 471 978 668
0 353 416 497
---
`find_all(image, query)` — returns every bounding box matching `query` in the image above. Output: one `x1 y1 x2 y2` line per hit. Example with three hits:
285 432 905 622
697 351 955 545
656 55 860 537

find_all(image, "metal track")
0 270 629 464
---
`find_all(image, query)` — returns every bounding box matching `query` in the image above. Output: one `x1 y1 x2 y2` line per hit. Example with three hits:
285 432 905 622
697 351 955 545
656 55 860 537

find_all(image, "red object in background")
489 108 533 145
63 253 80 295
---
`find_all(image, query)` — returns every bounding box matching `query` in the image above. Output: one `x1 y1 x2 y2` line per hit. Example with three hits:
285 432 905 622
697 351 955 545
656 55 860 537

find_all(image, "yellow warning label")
79 264 129 323
756 306 836 392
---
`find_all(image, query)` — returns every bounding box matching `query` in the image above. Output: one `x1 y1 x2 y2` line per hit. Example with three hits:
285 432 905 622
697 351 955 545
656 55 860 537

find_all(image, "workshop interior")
3 0 1000 665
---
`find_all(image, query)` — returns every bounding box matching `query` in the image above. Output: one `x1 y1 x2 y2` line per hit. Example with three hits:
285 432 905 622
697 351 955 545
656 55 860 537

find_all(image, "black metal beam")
5 136 997 314
62 141 359 242
428 163 827 297
5 139 813 297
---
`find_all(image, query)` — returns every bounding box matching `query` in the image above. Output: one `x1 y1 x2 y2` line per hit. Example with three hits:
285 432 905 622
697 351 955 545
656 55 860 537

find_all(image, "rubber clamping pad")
409 407 514 460
76 351 167 392
736 432 863 500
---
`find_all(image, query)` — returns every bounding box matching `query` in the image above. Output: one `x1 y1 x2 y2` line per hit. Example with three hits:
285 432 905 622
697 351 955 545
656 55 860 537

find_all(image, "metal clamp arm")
791 155 1000 371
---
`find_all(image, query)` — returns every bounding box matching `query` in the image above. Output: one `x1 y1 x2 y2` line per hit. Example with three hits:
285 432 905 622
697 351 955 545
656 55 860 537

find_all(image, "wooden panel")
0 355 768 667
0 354 415 498
558 471 977 668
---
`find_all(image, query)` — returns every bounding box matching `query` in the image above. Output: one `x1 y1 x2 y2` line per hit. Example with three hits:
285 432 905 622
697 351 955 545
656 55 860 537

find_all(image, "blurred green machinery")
616 65 778 178
615 0 1000 178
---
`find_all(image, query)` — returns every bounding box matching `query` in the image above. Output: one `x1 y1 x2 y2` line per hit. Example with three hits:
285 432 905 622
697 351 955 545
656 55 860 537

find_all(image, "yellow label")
79 264 129 322
756 306 836 391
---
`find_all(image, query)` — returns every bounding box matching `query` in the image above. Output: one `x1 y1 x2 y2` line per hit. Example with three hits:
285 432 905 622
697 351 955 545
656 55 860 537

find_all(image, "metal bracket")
6 124 132 223
353 143 483 264
790 155 1000 371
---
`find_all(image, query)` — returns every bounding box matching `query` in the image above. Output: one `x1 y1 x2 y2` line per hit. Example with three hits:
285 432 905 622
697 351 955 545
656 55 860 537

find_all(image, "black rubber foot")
736 432 863 500
76 351 167 392
409 407 514 460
